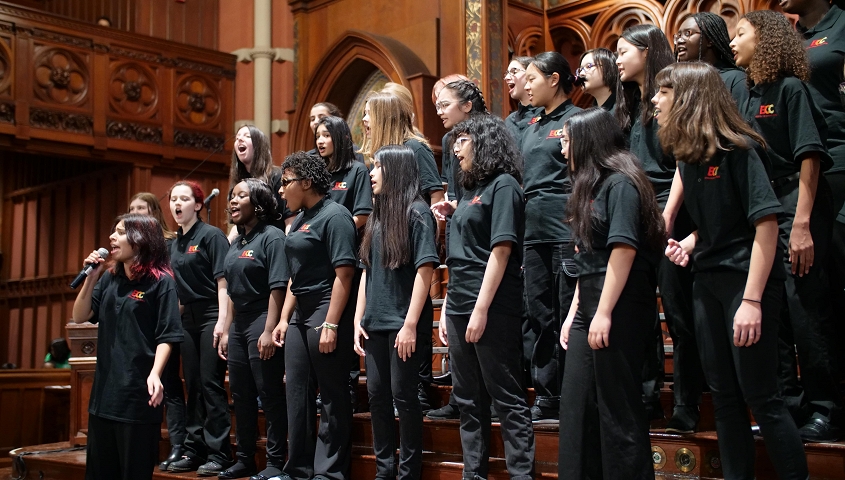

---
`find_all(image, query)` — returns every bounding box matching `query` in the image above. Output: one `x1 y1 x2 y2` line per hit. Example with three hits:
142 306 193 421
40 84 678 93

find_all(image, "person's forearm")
796 155 820 225
353 270 368 324
475 243 512 312
353 214 369 230
325 266 354 325
150 343 172 378
279 284 296 324
71 278 97 323
216 278 229 325
264 288 285 333
663 167 684 230
567 280 581 319
745 215 779 301
404 264 434 329
429 190 445 206
595 245 637 317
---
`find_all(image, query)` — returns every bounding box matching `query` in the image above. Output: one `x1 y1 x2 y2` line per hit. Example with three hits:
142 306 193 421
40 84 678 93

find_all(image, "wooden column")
465 0 508 116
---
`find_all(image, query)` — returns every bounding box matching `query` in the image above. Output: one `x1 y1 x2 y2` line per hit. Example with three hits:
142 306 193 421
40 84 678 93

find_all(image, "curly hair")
656 63 766 165
229 178 277 223
229 125 274 192
280 151 332 196
450 114 523 191
742 10 810 85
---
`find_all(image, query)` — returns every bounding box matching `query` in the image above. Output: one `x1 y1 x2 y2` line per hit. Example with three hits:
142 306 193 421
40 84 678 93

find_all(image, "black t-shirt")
743 77 832 180
680 140 785 280
718 65 750 108
285 197 357 297
505 103 539 146
629 100 675 201
89 269 183 424
446 174 524 317
520 100 582 244
799 6 845 174
328 162 373 218
170 220 228 305
404 138 443 204
224 222 289 315
574 173 658 276
441 133 465 203
307 144 366 164
360 201 440 332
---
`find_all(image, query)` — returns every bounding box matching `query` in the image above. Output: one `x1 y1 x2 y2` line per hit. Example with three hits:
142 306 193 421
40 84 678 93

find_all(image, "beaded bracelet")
315 322 339 331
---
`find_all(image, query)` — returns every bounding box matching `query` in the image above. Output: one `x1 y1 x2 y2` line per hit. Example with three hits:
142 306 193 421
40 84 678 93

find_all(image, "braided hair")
443 80 489 114
689 12 737 67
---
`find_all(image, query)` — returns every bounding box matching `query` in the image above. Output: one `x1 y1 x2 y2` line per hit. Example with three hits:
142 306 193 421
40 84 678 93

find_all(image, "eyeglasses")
280 177 303 187
673 29 700 43
503 67 526 78
435 101 452 112
453 136 471 151
574 63 597 78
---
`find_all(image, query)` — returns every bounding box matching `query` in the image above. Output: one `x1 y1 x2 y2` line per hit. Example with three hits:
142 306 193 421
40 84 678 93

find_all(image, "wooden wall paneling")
0 370 71 457
20 301 32 367
10 198 23 279
37 191 51 277
13 26 31 139
133 0 218 50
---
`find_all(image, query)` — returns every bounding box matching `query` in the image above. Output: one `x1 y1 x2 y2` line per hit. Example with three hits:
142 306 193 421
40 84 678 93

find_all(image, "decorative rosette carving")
109 62 159 119
175 74 220 127
33 47 89 105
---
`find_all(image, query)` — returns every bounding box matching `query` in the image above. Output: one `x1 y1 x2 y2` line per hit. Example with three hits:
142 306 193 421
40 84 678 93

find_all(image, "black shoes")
158 445 183 471
426 403 460 419
197 459 229 476
249 466 283 480
168 455 202 473
799 414 843 443
530 404 559 423
665 405 699 434
218 459 259 479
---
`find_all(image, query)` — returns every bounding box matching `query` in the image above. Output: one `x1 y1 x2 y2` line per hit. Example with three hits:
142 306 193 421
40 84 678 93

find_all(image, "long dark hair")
451 114 523 191
316 116 356 172
684 12 737 67
530 51 576 98
565 108 665 251
615 25 676 130
656 63 766 164
109 213 173 281
229 125 274 192
359 145 427 269
580 47 618 92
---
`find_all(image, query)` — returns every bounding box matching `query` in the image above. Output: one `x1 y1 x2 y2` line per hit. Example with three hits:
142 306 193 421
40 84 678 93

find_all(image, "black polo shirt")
307 144 366 164
446 173 524 318
404 138 443 204
505 103 539 145
360 201 440 332
718 65 749 108
88 269 183 424
629 100 675 201
743 77 832 180
224 222 288 316
286 197 357 298
328 162 373 218
798 6 845 173
170 220 228 305
574 173 658 276
598 93 616 112
520 100 582 244
441 133 465 203
679 139 785 280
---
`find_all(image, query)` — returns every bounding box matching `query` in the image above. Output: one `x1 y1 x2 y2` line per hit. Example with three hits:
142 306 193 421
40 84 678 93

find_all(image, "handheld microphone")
69 248 109 289
204 188 220 206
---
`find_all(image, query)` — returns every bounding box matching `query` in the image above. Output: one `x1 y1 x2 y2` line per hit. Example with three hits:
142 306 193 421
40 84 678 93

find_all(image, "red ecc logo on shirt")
187 245 200 254
470 195 483 205
298 223 311 232
332 181 348 191
527 116 541 125
546 128 564 139
808 37 828 48
239 250 254 259
128 290 146 301
756 104 776 118
705 166 721 180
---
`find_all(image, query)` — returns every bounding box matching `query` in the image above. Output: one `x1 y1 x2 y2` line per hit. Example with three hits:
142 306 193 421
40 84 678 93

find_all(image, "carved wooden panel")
174 73 222 129
108 61 159 119
32 45 90 107
0 32 12 99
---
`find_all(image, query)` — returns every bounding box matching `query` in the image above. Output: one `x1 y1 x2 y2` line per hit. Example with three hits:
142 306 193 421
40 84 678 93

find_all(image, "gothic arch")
292 30 430 150
591 2 666 49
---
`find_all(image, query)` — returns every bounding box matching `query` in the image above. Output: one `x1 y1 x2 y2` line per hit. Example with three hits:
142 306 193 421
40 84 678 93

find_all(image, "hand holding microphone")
70 248 109 289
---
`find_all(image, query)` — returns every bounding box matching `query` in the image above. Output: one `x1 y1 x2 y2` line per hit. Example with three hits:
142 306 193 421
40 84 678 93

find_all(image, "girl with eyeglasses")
504 56 537 141
575 48 617 111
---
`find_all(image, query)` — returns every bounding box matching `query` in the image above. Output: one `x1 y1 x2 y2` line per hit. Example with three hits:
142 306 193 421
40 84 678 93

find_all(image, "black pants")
693 272 807 479
824 171 845 386
774 177 840 418
524 242 576 408
162 342 186 446
559 271 655 480
227 311 287 468
181 302 232 464
284 292 354 480
447 312 534 480
365 329 426 480
85 414 160 480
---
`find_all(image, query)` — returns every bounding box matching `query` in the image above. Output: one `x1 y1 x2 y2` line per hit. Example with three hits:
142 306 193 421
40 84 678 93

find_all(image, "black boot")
158 444 183 471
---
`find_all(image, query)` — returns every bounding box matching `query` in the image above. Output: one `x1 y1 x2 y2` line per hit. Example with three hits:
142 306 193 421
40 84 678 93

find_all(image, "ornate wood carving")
29 107 92 133
0 101 13 123
465 0 483 85
515 26 544 57
0 36 12 97
175 74 221 127
106 120 162 144
33 46 89 106
173 129 225 152
109 61 159 119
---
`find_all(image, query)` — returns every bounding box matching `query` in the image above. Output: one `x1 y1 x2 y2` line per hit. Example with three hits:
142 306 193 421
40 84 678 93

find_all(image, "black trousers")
85 414 160 480
558 271 655 480
774 177 841 418
365 329 426 480
227 311 287 468
447 312 535 480
181 302 232 464
162 342 187 446
693 272 807 479
824 171 845 386
524 242 576 407
284 291 354 480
